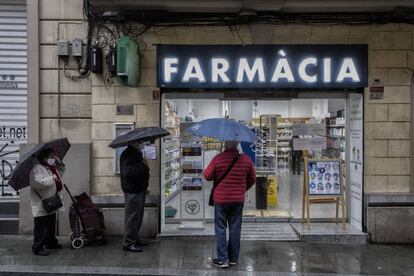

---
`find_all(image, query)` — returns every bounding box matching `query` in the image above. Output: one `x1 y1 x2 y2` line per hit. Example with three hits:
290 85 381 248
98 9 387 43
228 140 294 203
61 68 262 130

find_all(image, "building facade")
9 0 414 242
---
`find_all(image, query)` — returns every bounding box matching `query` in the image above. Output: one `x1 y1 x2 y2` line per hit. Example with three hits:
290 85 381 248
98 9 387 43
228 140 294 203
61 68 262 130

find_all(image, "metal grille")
0 1 27 197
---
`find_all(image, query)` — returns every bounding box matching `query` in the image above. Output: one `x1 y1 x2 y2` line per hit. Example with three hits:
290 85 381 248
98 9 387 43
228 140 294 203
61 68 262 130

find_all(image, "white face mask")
46 158 56 166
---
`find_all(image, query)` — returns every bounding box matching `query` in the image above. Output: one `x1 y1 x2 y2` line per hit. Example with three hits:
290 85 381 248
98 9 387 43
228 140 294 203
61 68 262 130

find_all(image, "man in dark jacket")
204 141 256 268
120 144 150 252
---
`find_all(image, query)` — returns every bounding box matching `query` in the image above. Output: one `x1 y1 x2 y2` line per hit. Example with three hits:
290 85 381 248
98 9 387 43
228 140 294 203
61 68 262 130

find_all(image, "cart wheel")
69 232 75 241
72 238 84 249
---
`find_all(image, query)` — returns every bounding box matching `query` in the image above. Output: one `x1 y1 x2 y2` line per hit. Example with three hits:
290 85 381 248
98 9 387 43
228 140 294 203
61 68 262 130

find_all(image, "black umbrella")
109 127 170 149
8 138 71 191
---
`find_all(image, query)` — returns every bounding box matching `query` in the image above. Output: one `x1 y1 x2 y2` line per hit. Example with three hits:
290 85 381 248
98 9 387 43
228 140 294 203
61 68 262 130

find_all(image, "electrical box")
117 36 140 87
57 40 69 56
72 38 83 57
107 45 117 77
90 45 103 73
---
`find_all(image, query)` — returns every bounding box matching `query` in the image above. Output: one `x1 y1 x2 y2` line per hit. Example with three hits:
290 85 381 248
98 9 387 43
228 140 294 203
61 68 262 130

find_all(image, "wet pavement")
0 235 414 275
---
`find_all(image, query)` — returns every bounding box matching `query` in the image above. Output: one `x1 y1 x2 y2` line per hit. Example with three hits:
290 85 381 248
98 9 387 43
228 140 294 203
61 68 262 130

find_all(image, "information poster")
293 123 326 136
293 137 327 150
308 160 342 195
349 93 363 231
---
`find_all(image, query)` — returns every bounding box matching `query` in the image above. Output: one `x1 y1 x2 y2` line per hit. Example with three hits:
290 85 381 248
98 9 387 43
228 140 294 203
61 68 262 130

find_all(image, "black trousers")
291 156 301 174
123 191 146 247
32 213 58 253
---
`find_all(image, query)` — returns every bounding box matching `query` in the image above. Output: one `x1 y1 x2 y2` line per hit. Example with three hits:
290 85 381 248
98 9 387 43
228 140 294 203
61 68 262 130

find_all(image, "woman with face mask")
29 148 65 256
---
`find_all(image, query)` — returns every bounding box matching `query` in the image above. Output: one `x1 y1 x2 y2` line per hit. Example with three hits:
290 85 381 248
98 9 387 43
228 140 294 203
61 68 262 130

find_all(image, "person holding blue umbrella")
188 119 256 268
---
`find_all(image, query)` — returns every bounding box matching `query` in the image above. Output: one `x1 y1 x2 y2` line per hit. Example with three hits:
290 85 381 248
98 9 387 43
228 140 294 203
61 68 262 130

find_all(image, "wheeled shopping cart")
64 184 105 249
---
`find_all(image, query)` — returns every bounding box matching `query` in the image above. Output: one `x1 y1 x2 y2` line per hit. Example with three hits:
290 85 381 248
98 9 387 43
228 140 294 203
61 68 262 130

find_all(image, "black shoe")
212 258 229 268
123 244 143 252
135 240 148 247
33 249 50 256
229 259 238 266
46 244 63 249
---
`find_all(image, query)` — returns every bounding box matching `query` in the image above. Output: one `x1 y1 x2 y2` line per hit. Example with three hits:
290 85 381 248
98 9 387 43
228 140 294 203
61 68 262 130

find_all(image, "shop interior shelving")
253 115 278 174
178 122 206 229
276 121 292 169
323 116 346 160
276 117 310 170
163 100 181 204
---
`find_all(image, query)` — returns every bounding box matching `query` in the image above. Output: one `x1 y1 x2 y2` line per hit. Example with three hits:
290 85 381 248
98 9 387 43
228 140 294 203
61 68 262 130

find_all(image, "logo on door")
185 200 200 215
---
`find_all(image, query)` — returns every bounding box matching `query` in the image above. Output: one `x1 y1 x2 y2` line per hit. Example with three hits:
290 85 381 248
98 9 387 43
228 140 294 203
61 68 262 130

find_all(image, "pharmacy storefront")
157 44 367 236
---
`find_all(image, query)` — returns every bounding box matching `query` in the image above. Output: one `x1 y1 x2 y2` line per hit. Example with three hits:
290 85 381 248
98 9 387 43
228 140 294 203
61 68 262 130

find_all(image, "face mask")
46 158 56 166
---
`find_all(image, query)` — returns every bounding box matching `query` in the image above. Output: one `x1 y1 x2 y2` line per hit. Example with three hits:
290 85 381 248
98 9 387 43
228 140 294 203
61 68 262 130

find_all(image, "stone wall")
92 23 414 196
38 0 414 197
39 0 91 144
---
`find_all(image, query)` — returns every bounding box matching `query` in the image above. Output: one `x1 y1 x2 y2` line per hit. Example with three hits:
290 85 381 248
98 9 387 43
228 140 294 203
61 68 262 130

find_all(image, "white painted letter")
164 58 178 82
336 58 360 82
182 58 206 82
236 58 265 82
298 57 317 83
212 58 230 83
271 58 295 82
323 58 331 83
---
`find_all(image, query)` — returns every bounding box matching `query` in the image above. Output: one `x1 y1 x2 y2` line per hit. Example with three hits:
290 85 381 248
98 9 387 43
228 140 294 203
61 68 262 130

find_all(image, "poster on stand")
307 159 342 195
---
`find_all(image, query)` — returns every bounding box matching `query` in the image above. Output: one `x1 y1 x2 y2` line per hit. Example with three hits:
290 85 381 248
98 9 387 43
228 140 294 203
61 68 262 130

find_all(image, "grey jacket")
29 163 63 217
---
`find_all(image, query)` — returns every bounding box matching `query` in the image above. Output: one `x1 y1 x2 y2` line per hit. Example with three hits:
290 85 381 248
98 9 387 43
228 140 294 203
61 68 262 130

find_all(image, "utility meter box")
116 36 140 87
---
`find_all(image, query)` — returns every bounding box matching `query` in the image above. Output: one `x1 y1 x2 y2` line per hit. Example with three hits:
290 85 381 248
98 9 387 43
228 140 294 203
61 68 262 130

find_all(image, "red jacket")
204 148 256 204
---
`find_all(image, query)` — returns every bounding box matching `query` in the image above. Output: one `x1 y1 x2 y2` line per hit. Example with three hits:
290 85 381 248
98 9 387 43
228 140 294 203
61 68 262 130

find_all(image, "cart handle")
63 184 76 203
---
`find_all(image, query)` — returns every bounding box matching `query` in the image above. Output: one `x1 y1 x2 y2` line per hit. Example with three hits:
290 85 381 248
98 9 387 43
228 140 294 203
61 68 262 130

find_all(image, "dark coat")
120 145 150 194
289 138 303 157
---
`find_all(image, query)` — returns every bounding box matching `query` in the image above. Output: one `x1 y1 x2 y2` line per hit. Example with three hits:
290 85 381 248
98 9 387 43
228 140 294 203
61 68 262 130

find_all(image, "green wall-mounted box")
117 36 140 87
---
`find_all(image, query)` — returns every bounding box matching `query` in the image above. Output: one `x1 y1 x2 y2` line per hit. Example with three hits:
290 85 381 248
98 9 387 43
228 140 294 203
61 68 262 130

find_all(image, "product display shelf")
326 134 345 139
254 116 279 174
327 124 346 128
163 100 182 209
178 122 206 228
328 146 345 152
276 117 310 171
323 116 346 160
277 122 292 171
165 183 181 204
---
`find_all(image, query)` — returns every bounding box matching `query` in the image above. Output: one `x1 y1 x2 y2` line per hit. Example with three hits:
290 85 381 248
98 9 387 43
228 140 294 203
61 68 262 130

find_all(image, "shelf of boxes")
277 123 292 170
163 100 182 201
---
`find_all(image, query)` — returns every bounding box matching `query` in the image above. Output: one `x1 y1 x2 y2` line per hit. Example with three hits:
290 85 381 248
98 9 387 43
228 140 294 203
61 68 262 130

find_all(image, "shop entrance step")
291 223 368 244
241 223 300 241
161 222 368 243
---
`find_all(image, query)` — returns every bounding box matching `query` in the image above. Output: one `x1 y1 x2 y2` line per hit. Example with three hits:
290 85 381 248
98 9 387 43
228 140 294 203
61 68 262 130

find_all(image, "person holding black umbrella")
8 138 70 256
30 148 65 256
108 126 170 252
120 144 150 252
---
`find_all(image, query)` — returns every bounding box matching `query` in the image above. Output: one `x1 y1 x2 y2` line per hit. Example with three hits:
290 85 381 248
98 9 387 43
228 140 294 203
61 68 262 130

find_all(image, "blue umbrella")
187 118 256 142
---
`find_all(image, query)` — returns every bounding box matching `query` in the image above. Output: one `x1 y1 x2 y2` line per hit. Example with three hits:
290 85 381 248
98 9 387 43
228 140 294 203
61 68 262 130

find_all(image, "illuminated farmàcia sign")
157 45 367 89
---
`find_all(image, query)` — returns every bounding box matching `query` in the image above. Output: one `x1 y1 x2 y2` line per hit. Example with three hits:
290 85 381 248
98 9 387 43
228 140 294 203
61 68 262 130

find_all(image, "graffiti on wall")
0 143 19 196
0 126 26 196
